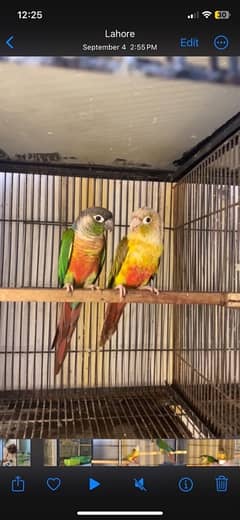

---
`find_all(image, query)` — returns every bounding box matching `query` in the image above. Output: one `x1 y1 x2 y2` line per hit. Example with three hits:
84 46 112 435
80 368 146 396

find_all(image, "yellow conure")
100 208 163 346
126 446 140 464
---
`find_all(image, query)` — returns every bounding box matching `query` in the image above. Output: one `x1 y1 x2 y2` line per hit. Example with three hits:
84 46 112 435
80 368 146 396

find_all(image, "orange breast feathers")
114 240 163 288
68 236 104 286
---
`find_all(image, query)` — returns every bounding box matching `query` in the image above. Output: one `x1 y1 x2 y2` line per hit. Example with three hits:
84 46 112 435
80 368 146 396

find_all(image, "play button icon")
89 478 101 491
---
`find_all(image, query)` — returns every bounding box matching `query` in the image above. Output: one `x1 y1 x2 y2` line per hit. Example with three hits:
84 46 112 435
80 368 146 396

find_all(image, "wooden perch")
0 288 240 306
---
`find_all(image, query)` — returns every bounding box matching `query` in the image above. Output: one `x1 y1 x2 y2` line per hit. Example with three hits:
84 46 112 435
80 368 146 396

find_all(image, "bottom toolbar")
0 440 239 518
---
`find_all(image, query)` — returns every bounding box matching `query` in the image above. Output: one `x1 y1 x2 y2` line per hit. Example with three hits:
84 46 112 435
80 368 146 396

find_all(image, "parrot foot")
86 284 101 291
114 284 127 299
64 283 74 293
138 285 160 295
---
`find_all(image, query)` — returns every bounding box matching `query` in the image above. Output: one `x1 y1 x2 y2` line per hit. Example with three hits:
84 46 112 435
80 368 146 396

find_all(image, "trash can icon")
215 475 228 492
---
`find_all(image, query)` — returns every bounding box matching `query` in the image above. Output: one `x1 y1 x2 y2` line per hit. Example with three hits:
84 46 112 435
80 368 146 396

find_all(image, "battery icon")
214 10 231 19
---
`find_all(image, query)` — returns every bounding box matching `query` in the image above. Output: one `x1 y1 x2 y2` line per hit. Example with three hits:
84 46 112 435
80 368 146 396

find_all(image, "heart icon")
46 477 62 491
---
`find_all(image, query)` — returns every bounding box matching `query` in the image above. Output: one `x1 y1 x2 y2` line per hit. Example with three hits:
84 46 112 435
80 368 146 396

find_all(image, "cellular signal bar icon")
187 11 200 19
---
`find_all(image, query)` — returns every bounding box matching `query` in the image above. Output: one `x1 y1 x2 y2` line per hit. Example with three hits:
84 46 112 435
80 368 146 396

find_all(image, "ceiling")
0 59 240 172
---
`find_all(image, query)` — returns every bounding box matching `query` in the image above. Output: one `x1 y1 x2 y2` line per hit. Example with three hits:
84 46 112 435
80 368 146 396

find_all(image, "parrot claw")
138 285 159 295
114 284 127 299
63 283 74 293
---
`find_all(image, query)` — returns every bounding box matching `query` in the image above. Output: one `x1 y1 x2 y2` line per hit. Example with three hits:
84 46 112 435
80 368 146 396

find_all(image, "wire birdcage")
0 121 240 438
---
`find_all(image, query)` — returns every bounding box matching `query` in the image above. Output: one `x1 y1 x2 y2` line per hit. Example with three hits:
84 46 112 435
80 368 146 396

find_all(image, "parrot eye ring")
94 215 105 223
143 216 152 224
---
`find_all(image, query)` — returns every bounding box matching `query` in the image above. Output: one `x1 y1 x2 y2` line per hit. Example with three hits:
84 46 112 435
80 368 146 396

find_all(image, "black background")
0 466 239 518
0 7 239 55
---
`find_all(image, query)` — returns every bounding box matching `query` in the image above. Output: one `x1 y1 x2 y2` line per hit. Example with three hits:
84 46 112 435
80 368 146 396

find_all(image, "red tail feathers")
52 302 81 375
99 302 126 346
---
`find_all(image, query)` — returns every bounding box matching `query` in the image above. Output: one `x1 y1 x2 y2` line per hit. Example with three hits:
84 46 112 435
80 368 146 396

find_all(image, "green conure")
199 454 219 465
52 207 113 375
156 439 174 454
64 456 91 466
156 439 175 462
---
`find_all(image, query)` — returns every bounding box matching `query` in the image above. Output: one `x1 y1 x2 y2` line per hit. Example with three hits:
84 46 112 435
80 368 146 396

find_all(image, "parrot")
199 454 219 465
156 438 174 454
99 207 163 346
125 446 140 464
52 207 113 375
156 439 174 461
64 456 91 466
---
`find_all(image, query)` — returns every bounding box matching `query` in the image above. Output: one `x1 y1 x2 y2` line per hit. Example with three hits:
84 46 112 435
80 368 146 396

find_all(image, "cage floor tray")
0 385 212 439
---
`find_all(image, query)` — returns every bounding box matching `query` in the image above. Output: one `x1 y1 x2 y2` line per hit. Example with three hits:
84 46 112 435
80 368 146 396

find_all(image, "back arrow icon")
6 35 14 49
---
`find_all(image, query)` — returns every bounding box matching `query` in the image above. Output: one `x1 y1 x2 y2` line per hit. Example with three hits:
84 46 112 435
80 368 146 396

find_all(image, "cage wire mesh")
173 130 240 438
0 129 240 438
0 175 173 390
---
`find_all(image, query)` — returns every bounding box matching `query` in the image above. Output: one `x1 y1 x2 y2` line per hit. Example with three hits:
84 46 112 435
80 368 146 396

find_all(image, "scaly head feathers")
73 207 113 236
129 207 162 243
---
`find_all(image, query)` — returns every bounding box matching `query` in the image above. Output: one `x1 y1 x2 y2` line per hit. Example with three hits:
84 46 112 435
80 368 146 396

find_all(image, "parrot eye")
143 216 152 224
94 214 104 223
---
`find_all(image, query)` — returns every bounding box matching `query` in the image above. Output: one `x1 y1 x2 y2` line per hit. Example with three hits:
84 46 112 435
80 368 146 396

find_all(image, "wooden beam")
0 288 240 306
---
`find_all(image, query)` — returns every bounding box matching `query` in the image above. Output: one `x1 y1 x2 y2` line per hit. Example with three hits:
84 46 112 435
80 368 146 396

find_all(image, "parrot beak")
130 216 141 231
105 218 113 231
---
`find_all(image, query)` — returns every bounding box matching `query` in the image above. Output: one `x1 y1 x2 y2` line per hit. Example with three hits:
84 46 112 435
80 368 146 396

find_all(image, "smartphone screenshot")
0 7 240 518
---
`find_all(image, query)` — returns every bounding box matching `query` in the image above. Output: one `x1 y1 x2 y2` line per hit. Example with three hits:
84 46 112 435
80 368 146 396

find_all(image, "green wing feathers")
58 228 74 285
99 238 106 273
107 236 129 287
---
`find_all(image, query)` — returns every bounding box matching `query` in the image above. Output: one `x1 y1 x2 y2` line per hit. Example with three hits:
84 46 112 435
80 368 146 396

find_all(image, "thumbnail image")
44 439 92 466
121 439 185 466
43 439 240 467
186 439 240 466
0 439 31 466
92 439 120 466
0 56 240 439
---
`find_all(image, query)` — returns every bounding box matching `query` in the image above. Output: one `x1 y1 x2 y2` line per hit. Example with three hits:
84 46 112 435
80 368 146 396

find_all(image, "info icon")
178 477 194 493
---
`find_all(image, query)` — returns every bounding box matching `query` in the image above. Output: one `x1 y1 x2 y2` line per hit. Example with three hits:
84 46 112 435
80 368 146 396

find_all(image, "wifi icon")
202 10 212 19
